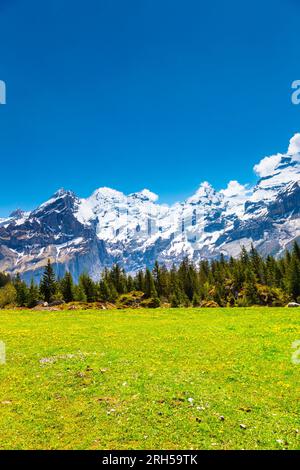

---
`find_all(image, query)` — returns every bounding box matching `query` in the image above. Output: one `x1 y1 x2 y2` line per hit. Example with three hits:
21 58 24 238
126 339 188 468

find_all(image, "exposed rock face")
1 134 300 281
0 190 109 282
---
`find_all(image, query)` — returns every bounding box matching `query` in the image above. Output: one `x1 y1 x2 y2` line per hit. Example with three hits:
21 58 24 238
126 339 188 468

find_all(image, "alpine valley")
1 133 300 282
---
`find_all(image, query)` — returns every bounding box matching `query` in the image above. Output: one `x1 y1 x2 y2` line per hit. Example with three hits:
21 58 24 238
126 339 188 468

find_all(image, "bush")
117 291 144 308
140 297 160 308
170 293 181 308
238 284 289 307
0 284 17 308
256 284 288 306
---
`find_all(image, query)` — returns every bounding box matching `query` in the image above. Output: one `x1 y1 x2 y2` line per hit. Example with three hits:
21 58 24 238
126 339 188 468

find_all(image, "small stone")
240 424 247 430
187 397 194 404
219 415 225 421
76 372 85 378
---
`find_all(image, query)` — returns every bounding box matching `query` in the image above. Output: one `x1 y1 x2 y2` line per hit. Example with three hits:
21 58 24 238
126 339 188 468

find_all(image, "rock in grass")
219 415 225 421
240 424 247 429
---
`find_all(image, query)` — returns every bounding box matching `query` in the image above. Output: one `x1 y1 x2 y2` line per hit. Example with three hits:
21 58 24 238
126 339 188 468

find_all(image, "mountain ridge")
1 133 300 281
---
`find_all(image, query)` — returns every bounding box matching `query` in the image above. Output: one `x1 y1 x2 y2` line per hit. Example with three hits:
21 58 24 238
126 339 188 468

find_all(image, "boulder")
37 300 48 307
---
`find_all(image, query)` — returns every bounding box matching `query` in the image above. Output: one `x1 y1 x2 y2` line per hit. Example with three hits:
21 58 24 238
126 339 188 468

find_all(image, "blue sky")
0 0 299 216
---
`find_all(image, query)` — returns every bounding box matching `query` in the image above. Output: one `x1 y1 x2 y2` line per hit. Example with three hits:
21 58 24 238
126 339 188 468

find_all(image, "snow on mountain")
1 133 300 280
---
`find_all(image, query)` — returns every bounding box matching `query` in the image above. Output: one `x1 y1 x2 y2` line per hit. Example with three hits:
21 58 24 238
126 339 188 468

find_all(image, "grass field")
0 307 300 450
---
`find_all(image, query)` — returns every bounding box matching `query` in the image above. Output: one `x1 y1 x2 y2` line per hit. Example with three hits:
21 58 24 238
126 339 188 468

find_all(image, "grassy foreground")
0 307 300 450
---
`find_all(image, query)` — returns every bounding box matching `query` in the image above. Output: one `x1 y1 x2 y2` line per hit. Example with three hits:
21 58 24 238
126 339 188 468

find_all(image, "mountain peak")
53 188 76 199
9 208 27 219
128 189 159 202
186 181 220 205
91 187 125 201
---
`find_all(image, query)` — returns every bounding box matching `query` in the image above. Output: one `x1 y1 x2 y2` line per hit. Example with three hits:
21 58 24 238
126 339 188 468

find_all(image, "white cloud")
288 133 300 155
253 153 282 178
253 132 300 178
221 180 248 197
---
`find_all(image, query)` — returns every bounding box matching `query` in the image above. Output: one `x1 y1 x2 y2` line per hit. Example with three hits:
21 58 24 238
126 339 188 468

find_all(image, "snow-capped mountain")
1 133 300 281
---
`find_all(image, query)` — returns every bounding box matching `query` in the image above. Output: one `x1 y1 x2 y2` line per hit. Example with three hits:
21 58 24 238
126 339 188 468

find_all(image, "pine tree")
73 284 87 302
79 273 96 302
108 282 118 302
27 279 39 308
192 292 201 307
61 272 74 303
240 246 250 266
288 256 300 301
110 264 127 294
40 259 57 303
250 244 264 283
152 261 162 296
126 275 134 293
99 279 111 301
243 268 259 306
178 258 197 301
135 270 145 292
144 268 158 299
293 241 300 261
14 273 29 307
170 291 181 308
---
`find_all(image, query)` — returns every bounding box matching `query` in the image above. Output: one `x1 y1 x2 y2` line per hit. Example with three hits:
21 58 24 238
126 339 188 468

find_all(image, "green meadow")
0 307 300 450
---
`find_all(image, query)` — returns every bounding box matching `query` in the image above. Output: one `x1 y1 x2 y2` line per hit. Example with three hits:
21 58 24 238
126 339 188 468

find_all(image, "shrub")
0 284 17 308
238 284 289 307
170 293 181 308
256 284 288 306
117 291 144 308
140 296 160 308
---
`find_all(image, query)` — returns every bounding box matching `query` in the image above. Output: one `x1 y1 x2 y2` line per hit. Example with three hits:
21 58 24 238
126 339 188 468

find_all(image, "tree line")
1 242 300 308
